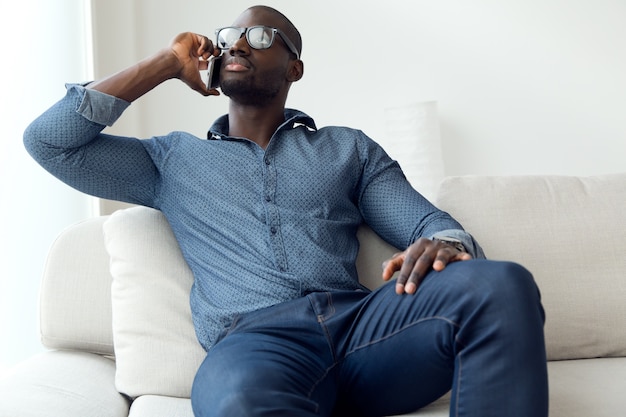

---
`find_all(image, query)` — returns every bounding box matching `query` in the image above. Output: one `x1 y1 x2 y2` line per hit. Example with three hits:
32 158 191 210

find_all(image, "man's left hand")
382 238 472 295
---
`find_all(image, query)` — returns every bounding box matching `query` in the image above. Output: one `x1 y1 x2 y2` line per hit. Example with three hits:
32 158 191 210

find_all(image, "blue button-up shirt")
24 84 483 350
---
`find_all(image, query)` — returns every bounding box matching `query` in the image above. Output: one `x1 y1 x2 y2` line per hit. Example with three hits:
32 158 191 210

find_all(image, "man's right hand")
87 32 221 102
169 32 221 97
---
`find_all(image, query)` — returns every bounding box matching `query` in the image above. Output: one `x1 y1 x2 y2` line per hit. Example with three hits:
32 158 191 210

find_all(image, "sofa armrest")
40 216 115 355
0 350 129 417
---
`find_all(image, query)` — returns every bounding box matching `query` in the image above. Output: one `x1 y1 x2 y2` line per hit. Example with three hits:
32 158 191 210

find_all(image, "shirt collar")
207 109 317 140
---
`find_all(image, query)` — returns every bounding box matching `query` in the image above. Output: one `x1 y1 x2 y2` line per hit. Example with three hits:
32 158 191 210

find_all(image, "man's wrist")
432 237 466 253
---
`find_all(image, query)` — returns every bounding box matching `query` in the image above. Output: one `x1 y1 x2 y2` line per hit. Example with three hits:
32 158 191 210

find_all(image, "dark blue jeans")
191 260 548 417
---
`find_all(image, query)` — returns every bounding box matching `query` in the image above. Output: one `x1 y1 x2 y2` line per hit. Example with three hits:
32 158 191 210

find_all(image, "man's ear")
287 59 304 82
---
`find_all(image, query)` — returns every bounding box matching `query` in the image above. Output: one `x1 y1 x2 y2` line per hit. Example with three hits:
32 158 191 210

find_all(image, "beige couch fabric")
39 216 115 355
88 173 626 416
0 350 128 417
103 207 206 399
436 173 626 360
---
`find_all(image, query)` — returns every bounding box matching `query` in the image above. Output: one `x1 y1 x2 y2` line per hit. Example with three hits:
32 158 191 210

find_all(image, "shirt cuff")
67 83 131 127
430 229 486 259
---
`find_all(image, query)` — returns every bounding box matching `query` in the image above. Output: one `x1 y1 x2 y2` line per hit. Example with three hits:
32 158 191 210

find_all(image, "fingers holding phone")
206 54 223 90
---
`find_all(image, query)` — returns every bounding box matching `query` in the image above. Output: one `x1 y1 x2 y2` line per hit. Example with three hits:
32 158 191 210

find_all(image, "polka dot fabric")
25 84 470 350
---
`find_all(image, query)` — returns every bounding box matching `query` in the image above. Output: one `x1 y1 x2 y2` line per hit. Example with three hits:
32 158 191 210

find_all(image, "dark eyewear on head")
215 26 300 59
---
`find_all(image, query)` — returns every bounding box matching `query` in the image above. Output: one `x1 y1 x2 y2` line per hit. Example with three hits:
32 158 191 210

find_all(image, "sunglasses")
215 26 300 59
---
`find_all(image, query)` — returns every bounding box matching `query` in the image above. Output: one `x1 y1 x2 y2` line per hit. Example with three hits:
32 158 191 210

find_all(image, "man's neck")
227 102 286 149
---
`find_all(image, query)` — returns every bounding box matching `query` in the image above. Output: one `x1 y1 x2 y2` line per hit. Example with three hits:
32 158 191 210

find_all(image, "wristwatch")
432 237 466 253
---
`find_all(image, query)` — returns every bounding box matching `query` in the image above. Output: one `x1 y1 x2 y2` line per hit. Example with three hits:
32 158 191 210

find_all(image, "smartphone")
206 55 223 90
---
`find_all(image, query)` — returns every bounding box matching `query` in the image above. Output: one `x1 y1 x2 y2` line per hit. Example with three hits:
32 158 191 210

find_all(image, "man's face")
218 8 296 105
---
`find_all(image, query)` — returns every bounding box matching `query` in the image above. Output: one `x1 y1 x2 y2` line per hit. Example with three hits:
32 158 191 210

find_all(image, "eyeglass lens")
217 27 274 50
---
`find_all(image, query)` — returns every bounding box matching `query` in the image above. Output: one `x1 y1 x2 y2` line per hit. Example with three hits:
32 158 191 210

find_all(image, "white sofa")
1 174 626 417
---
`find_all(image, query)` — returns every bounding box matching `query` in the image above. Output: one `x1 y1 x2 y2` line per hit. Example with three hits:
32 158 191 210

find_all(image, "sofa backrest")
435 173 626 361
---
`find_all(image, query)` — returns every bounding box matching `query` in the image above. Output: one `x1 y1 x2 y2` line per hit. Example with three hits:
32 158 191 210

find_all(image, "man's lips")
224 58 250 72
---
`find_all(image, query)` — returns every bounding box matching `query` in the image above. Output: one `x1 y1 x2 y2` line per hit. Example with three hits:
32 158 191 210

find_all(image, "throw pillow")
103 206 206 399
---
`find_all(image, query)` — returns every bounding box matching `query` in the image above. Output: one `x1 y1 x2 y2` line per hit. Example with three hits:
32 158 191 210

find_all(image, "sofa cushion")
547 357 626 417
128 395 193 417
436 173 626 361
0 350 129 417
103 207 206 399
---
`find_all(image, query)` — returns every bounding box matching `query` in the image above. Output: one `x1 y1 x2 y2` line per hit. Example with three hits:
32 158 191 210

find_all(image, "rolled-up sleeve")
72 83 130 126
23 83 158 206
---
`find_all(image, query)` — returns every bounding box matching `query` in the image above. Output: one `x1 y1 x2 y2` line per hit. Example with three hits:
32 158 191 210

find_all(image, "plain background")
94 0 626 177
1 0 93 374
2 0 625 373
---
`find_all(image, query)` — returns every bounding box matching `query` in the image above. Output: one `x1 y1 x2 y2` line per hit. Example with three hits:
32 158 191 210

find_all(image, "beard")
220 74 283 106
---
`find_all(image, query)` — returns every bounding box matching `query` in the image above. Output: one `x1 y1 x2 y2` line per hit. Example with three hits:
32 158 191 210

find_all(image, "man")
24 5 548 417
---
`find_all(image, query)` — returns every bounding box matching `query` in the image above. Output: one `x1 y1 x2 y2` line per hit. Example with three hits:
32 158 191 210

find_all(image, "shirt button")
265 195 271 202
270 227 277 234
264 158 270 165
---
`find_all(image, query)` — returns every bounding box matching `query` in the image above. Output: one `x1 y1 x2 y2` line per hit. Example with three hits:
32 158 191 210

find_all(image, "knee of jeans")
192 386 320 417
192 371 253 417
191 353 322 417
191 357 234 417
487 261 540 302
192 389 252 417
450 260 543 315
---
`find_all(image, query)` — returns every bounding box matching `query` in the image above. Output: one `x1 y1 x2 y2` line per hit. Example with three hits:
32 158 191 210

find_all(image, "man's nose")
229 34 250 55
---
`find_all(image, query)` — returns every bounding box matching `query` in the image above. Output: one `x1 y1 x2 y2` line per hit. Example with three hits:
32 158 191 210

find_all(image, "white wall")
0 0 94 373
93 0 626 177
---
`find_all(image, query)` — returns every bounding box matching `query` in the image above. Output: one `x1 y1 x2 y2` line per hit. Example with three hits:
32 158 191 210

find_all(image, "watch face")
434 238 465 253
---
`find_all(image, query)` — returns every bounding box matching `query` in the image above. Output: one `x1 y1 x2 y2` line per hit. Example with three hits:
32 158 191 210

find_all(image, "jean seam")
317 291 336 321
454 352 463 417
344 316 461 357
308 292 337 360
307 361 338 402
306 292 339 403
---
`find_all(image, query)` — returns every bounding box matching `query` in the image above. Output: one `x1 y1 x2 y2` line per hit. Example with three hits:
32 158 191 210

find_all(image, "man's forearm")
87 48 180 103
